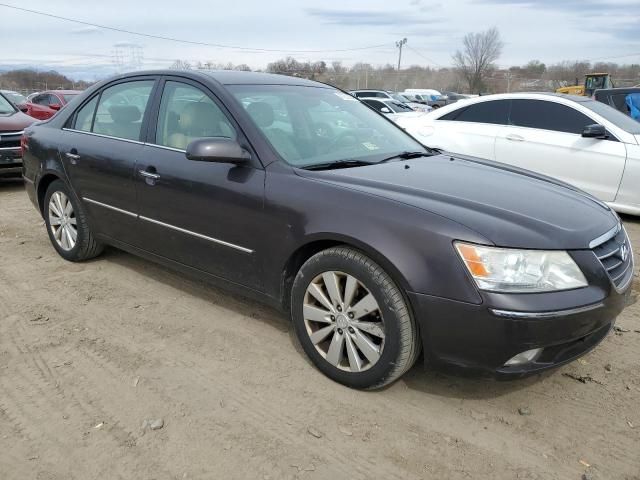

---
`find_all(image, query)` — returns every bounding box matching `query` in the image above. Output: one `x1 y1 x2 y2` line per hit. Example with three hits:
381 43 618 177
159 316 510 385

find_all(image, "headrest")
179 102 222 131
108 105 141 123
246 102 274 128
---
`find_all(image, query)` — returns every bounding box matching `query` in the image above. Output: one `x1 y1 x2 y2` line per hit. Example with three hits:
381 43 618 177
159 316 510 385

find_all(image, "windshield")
386 101 413 112
3 91 26 105
0 93 17 114
229 85 428 168
583 99 640 134
62 94 78 103
391 93 409 103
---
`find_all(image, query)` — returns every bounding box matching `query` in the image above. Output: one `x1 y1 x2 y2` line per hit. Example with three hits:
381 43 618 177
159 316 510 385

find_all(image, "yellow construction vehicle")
556 73 615 97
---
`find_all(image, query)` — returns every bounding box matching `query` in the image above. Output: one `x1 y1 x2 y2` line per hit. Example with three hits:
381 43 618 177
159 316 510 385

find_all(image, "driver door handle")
139 170 160 180
505 134 525 142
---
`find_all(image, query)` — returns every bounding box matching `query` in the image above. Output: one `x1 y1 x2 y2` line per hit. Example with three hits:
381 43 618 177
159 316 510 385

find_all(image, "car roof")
44 90 83 95
106 69 328 88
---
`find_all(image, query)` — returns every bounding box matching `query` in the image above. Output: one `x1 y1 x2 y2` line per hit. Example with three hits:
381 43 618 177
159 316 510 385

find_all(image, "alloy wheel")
48 191 77 251
303 271 386 372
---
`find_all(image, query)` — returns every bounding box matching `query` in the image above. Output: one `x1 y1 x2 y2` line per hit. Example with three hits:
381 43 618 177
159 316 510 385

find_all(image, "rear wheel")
44 180 103 261
291 246 420 389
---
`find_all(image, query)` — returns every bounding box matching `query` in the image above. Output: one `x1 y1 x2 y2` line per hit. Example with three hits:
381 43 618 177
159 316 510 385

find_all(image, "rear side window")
509 99 593 134
438 100 510 125
73 95 99 132
92 81 154 141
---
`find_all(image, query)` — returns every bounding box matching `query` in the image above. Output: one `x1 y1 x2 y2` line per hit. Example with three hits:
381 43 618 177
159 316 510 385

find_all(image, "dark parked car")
24 90 82 120
0 91 37 177
22 70 633 389
594 87 640 120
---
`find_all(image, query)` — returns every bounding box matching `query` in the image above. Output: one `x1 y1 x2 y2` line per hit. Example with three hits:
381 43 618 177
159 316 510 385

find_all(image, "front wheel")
291 246 421 389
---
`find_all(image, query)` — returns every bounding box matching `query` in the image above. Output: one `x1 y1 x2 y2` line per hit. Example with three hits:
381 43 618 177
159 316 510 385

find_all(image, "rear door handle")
65 150 80 164
505 134 525 142
139 169 160 180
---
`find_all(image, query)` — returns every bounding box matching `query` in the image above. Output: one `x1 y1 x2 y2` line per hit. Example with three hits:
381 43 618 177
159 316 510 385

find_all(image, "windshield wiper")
377 150 434 164
300 159 377 171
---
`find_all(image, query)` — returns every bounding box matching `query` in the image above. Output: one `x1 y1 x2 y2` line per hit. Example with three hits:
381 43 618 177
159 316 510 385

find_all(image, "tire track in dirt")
0 252 417 480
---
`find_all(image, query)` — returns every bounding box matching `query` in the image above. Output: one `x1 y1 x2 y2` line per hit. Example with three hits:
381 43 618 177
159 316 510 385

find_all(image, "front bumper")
408 269 632 377
0 147 23 177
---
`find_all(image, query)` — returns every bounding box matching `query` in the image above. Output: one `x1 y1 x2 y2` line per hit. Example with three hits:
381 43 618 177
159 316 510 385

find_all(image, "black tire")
291 246 421 390
43 179 104 261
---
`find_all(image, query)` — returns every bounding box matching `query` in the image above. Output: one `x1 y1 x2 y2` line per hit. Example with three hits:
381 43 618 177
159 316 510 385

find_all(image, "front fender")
263 168 488 305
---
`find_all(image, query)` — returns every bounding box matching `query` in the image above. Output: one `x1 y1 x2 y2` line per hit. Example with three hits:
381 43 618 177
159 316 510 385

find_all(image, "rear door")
494 99 626 201
430 99 510 158
59 77 157 244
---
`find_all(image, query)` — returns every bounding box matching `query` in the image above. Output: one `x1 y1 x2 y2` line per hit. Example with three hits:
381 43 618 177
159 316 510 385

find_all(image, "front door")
495 99 626 201
59 78 156 244
135 78 265 290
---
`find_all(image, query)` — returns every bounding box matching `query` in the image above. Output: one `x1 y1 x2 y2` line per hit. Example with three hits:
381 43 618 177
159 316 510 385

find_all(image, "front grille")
0 131 22 150
592 226 633 290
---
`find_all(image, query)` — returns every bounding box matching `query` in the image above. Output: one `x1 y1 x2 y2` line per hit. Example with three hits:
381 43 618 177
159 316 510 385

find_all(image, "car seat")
246 102 300 162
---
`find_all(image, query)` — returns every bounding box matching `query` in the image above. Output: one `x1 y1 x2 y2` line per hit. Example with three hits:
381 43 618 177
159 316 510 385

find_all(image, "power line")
405 46 445 68
0 3 391 54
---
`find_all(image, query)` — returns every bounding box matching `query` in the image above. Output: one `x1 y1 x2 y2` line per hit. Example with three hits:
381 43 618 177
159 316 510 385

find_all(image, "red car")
24 90 82 120
0 91 37 177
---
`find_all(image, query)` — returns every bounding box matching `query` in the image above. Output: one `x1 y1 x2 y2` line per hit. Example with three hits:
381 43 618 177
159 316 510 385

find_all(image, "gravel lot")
1 178 639 480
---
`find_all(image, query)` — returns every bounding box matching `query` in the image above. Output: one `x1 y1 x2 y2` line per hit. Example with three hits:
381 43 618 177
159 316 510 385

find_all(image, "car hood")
0 111 36 132
297 153 618 250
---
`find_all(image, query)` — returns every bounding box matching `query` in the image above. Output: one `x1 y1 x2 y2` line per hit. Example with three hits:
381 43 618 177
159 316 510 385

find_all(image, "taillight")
20 134 28 156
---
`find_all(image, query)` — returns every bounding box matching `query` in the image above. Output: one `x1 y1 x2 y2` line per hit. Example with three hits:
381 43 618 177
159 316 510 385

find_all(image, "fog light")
504 348 543 366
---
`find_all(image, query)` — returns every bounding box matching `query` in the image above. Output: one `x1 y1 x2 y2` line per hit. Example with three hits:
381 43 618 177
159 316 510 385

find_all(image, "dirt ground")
1 178 638 480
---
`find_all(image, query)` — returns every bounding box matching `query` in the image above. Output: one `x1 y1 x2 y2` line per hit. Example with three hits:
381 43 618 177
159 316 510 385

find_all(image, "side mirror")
582 124 607 139
49 104 62 111
380 107 392 113
19 105 29 113
185 138 250 164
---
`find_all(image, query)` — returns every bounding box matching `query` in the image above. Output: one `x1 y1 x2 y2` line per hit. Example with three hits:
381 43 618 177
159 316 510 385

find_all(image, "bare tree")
453 27 504 94
170 60 192 70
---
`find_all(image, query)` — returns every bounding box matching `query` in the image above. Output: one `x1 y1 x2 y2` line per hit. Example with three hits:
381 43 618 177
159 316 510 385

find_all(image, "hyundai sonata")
22 71 633 389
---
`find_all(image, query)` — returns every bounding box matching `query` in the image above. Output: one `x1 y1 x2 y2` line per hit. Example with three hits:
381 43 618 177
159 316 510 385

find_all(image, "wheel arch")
36 172 65 218
279 233 413 313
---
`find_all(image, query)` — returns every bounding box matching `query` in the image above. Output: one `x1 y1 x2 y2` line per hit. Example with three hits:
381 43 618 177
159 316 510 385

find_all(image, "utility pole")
395 38 407 91
396 38 407 71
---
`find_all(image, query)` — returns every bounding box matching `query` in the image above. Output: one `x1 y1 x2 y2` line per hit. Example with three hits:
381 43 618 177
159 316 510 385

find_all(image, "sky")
2 0 639 80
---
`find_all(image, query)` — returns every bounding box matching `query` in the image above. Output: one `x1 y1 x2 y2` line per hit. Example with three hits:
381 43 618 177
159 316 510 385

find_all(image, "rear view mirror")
380 107 391 113
582 124 608 139
185 138 250 164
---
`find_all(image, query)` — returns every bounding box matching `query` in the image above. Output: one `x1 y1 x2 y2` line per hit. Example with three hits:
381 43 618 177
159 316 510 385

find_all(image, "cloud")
70 26 101 35
474 0 636 14
305 8 440 27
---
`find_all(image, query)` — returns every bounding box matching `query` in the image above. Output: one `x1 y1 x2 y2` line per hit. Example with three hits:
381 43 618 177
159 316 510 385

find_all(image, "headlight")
455 242 587 293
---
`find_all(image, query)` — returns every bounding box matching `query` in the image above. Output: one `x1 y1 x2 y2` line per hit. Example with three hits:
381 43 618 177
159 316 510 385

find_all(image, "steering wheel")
323 130 360 153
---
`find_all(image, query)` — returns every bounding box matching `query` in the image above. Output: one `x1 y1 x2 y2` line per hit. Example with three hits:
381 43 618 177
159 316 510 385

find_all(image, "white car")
350 90 432 112
397 93 640 215
359 97 430 123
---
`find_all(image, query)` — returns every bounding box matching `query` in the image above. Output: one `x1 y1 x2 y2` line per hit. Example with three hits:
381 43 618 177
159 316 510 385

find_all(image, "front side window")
155 81 236 150
33 94 49 106
438 100 510 125
229 85 427 167
92 80 154 141
510 99 593 134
